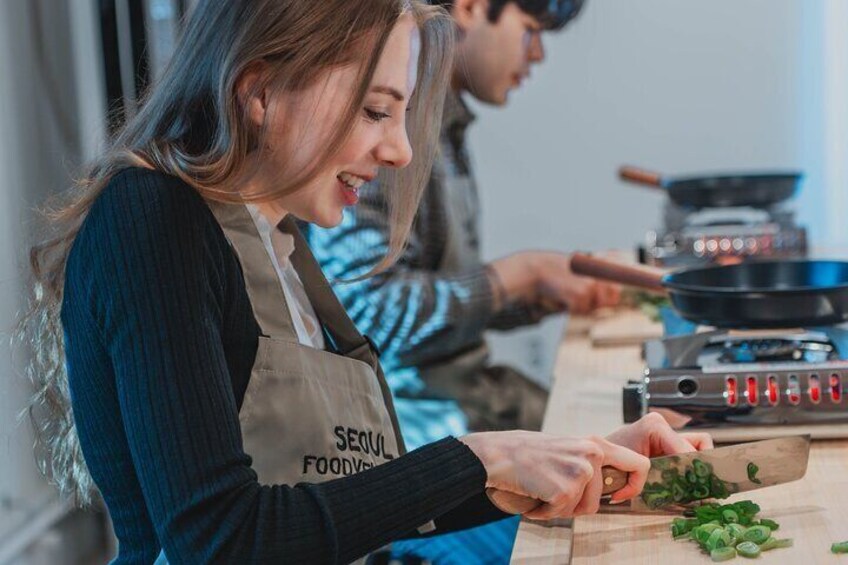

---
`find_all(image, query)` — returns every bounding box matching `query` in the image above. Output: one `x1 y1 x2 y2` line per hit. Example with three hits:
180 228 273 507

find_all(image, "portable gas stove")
640 202 807 267
623 326 848 429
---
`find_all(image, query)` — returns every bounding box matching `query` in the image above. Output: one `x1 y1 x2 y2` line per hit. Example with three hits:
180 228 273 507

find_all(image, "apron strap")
206 201 299 341
279 217 379 365
280 218 411 458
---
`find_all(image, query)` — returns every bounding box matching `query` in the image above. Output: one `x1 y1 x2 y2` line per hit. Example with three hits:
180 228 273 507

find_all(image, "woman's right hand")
459 431 650 521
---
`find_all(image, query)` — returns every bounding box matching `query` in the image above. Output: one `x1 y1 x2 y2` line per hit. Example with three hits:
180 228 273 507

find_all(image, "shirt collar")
442 88 476 132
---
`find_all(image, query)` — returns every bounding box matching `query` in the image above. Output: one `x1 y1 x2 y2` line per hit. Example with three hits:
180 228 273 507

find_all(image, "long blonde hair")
19 0 454 506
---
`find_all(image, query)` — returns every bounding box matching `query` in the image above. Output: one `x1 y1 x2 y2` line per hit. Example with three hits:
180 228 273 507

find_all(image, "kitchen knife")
486 435 811 515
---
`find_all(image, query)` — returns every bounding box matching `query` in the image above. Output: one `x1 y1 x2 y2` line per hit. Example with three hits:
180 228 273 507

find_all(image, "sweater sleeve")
71 169 492 564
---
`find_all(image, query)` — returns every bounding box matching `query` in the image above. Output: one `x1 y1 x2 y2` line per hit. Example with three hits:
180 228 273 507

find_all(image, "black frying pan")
570 254 848 329
620 165 803 209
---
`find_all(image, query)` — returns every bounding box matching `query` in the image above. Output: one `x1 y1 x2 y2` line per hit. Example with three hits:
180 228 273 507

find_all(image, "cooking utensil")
620 166 802 209
487 435 810 515
570 254 848 329
612 435 811 513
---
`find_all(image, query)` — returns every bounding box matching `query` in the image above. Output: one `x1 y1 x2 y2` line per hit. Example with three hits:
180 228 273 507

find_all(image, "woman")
21 1 710 563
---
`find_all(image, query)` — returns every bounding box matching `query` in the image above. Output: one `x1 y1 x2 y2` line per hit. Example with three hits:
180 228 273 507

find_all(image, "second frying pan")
570 254 848 329
620 166 802 209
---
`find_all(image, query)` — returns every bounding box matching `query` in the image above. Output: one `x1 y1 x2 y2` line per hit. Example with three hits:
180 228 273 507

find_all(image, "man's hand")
488 251 621 314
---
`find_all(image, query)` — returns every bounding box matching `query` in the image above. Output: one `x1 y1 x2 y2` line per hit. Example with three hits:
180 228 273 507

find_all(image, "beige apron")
156 203 428 564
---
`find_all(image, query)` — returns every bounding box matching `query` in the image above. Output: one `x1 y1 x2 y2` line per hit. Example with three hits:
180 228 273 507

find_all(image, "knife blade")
486 435 810 516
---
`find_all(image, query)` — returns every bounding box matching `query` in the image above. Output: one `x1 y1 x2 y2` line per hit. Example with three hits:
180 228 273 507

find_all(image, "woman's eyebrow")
370 85 405 101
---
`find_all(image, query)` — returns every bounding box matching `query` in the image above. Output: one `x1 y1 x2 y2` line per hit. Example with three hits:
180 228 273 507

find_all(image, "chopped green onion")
833 541 848 554
758 537 779 551
672 482 687 502
758 518 779 531
710 547 736 562
736 541 761 558
666 500 791 561
746 462 762 485
742 525 771 544
705 529 732 552
773 538 793 549
693 484 710 499
725 523 747 539
693 459 711 478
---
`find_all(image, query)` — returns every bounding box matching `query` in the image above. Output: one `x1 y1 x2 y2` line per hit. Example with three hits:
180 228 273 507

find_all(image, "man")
308 0 617 561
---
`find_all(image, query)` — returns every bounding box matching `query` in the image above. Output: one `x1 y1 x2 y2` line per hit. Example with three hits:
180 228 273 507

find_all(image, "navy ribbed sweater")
61 168 505 564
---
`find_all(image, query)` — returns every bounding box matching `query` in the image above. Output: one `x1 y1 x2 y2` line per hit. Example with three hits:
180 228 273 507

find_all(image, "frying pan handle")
484 468 631 515
571 253 667 294
619 165 664 188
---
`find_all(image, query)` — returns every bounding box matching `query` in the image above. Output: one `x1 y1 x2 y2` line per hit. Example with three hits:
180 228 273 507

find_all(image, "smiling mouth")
337 172 370 205
337 172 369 190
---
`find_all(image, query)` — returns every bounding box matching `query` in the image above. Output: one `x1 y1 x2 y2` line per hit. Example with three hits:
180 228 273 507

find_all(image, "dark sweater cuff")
488 302 547 331
447 265 498 331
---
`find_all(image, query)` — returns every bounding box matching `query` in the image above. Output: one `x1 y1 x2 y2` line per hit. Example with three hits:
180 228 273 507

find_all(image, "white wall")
820 0 848 247
474 0 835 379
472 0 814 255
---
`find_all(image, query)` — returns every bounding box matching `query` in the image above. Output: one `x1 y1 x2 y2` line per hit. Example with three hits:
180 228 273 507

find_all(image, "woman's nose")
374 125 413 169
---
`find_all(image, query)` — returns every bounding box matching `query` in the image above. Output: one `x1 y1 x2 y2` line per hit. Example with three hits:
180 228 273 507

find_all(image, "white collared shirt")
247 206 326 349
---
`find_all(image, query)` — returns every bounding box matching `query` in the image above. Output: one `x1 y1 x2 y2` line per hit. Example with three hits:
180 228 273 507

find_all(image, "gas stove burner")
682 207 772 228
663 202 797 233
711 337 836 365
625 326 848 429
641 201 808 267
644 328 848 370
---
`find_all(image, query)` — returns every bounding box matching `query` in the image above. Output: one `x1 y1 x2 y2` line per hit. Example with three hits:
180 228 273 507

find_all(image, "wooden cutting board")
708 423 848 442
589 308 663 347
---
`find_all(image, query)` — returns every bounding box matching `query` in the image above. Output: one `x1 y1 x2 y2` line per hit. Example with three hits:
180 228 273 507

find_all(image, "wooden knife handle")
601 467 629 494
485 467 631 515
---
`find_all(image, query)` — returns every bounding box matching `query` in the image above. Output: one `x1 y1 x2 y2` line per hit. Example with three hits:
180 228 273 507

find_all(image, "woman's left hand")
605 412 713 459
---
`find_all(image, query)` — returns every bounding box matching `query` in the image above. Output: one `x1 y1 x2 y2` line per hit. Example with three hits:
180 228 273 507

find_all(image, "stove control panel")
624 365 848 427
643 225 807 267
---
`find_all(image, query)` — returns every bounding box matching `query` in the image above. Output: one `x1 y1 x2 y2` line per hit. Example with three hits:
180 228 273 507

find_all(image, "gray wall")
471 0 812 257
473 0 826 379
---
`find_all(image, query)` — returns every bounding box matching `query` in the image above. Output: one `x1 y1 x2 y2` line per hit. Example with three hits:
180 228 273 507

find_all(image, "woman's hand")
459 430 650 521
605 412 714 458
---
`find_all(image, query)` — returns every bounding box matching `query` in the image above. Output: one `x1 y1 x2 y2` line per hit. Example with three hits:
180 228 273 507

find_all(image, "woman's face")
254 13 421 228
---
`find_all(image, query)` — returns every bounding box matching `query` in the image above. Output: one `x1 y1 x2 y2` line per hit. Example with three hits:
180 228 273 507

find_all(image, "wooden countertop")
510 309 848 564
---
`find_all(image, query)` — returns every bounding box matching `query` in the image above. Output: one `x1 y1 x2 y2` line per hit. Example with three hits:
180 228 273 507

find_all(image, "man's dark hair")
431 0 584 30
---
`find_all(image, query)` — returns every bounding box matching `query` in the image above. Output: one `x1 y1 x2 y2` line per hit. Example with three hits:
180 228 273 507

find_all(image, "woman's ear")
236 62 271 129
